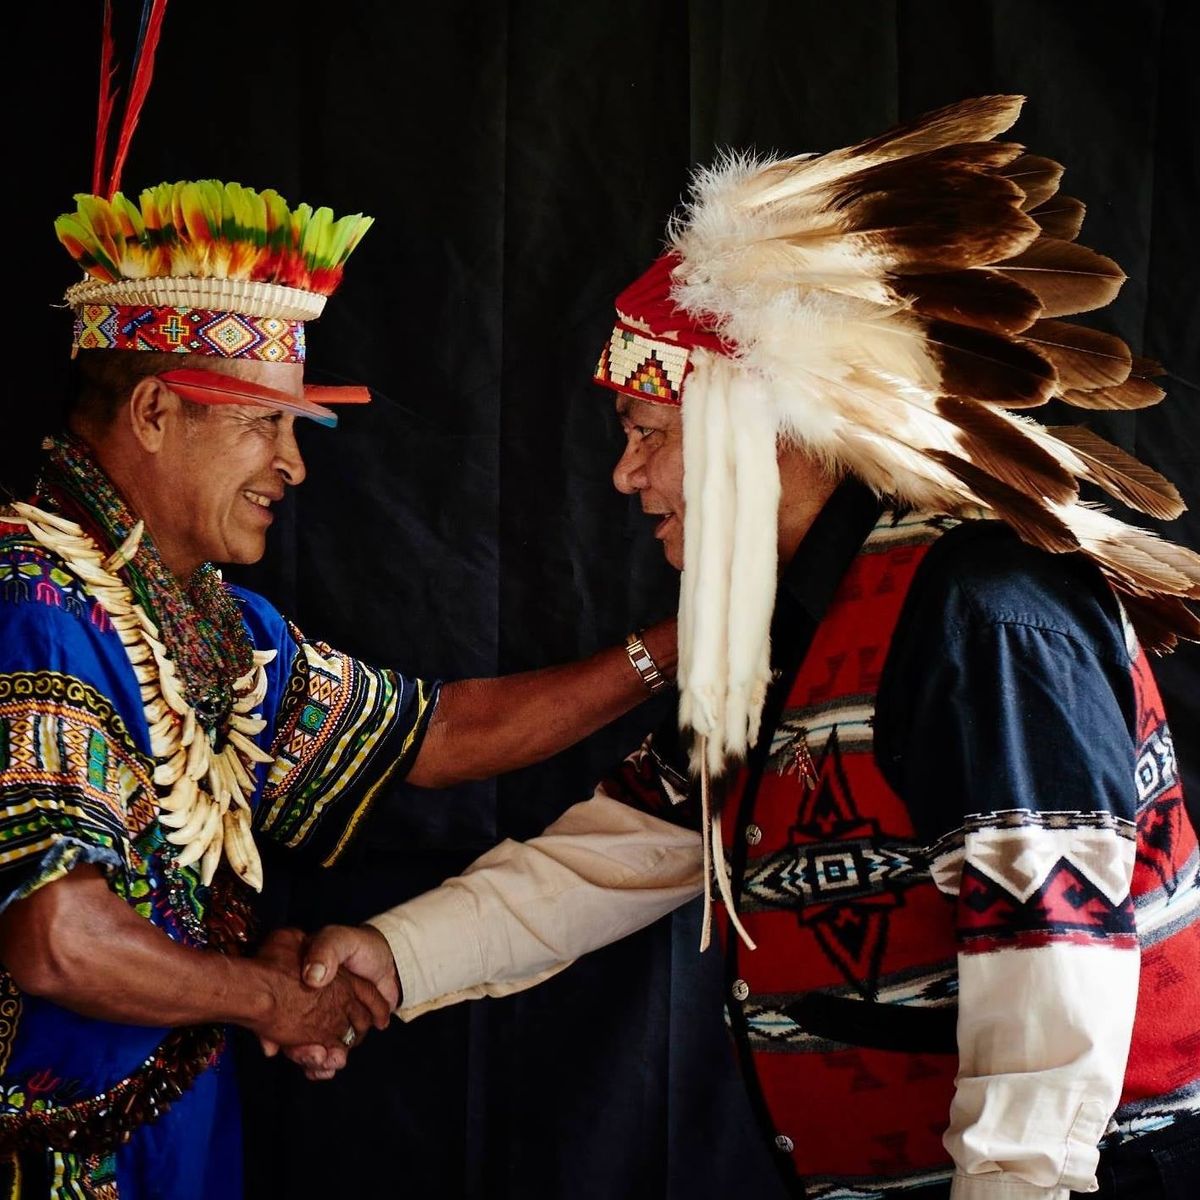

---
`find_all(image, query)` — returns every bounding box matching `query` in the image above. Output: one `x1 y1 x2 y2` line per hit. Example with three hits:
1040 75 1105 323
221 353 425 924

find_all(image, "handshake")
248 923 397 1081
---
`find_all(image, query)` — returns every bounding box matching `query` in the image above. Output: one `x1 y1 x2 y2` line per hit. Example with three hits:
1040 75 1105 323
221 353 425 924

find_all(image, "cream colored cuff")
366 894 576 1021
951 1174 1074 1200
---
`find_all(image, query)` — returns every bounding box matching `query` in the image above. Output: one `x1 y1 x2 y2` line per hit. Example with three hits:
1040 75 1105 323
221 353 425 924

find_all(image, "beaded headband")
593 254 729 406
58 181 372 376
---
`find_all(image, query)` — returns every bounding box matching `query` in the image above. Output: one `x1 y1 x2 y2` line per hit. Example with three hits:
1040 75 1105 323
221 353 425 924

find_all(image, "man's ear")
127 377 182 452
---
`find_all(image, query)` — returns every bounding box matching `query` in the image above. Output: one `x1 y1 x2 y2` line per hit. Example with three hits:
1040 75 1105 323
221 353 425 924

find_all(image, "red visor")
158 369 370 428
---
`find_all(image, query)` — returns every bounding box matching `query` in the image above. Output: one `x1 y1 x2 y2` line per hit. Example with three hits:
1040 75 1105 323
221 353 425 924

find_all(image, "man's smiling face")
150 361 308 574
611 395 686 570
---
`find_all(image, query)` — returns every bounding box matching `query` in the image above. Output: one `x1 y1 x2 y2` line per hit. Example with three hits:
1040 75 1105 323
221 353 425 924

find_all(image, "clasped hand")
251 925 399 1081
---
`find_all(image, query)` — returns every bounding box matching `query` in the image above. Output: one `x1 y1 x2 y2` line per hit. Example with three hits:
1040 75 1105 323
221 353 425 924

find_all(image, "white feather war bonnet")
594 94 1200 785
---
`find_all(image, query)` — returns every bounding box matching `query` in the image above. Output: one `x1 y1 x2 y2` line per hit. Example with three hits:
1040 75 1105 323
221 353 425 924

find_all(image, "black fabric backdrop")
7 2 1199 1197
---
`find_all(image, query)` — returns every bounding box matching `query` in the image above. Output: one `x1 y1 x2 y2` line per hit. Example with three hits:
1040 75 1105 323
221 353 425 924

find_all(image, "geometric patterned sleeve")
253 623 440 867
0 525 162 911
875 540 1146 1200
0 669 156 913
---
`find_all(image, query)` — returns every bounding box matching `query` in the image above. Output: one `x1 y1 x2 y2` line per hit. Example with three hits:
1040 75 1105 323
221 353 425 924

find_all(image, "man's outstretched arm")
405 620 677 788
289 788 703 1076
0 865 392 1051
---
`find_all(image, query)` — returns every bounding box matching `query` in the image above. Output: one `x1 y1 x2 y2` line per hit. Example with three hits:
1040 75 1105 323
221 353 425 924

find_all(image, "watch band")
625 631 669 693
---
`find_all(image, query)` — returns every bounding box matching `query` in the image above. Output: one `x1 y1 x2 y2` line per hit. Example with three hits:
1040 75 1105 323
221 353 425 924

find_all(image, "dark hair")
66 351 203 431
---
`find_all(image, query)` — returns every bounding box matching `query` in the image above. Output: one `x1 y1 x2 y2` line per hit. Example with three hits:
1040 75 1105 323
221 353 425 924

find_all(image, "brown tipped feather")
1117 593 1200 653
1087 531 1200 599
829 142 1028 197
1061 376 1166 410
995 237 1126 317
1132 355 1165 377
922 318 1057 407
1047 426 1184 519
1028 196 1086 241
1021 319 1132 390
929 451 1081 553
851 95 1025 160
857 214 1036 273
896 269 1042 335
742 97 1029 209
937 397 1078 503
1001 154 1065 210
819 184 1039 272
1126 534 1200 598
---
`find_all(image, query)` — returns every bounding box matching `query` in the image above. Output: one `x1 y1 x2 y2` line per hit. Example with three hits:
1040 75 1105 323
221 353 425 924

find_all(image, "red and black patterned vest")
719 512 960 1196
605 506 1200 1197
710 510 1200 1198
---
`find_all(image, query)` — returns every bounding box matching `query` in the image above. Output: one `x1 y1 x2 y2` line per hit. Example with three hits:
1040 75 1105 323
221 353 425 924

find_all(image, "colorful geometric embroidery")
594 324 689 405
0 672 158 887
750 729 932 998
742 964 957 1055
928 810 1139 953
745 836 929 914
257 636 436 865
0 538 111 633
1128 629 1196 907
1136 721 1178 810
72 304 305 362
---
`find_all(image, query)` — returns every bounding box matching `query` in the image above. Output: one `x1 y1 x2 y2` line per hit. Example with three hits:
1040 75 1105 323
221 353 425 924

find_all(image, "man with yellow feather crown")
0 3 686 1195
302 95 1200 1199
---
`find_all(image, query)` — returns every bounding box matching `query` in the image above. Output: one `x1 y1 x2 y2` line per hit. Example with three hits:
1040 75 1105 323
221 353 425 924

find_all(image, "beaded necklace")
8 434 271 889
36 433 254 734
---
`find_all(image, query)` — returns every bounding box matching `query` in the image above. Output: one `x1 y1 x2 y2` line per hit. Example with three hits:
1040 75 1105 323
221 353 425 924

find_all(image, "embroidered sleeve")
880 615 1142 1199
0 671 156 912
254 628 439 866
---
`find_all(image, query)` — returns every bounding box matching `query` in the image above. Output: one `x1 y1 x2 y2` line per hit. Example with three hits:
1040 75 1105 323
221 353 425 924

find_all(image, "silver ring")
340 1025 357 1047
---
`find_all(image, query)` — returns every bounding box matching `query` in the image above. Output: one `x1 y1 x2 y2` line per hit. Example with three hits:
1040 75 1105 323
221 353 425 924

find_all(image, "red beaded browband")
73 303 306 363
592 253 730 407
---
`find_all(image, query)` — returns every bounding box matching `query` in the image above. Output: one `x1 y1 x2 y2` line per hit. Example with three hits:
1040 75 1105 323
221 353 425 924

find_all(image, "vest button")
774 1134 794 1154
731 978 750 1002
744 824 763 846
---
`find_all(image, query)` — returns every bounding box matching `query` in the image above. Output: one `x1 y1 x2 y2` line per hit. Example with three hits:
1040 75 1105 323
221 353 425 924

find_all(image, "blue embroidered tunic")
0 530 439 1198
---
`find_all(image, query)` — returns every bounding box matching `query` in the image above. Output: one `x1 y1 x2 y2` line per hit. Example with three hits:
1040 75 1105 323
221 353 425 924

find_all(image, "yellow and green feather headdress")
55 1 375 421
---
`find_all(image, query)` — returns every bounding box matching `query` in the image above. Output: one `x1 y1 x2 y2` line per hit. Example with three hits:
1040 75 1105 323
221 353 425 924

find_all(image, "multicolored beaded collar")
9 435 274 887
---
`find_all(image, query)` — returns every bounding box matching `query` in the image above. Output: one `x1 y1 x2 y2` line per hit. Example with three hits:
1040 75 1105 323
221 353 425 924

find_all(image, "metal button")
731 978 750 1002
774 1134 794 1154
744 823 763 846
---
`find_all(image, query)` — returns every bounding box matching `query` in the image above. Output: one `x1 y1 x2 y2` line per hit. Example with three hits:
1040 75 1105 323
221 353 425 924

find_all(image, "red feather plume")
102 0 170 200
92 2 120 196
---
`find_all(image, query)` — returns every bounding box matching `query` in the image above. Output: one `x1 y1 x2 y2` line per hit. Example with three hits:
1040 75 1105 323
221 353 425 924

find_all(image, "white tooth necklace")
5 501 274 892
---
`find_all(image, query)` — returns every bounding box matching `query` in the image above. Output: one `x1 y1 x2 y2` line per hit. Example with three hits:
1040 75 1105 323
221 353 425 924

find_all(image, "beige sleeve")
937 823 1139 1200
365 791 704 1020
945 942 1136 1200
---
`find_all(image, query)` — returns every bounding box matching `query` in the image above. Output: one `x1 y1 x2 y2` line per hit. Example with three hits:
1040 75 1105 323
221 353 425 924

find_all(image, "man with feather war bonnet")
294 96 1200 1200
